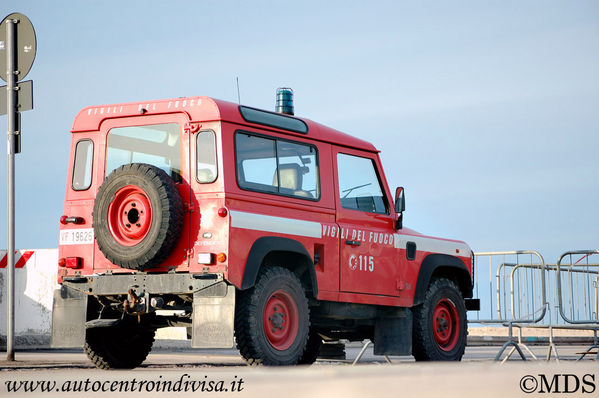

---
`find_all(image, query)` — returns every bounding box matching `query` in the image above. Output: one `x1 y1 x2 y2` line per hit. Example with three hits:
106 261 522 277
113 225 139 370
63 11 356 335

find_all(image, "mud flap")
373 307 412 356
191 284 235 348
51 286 87 348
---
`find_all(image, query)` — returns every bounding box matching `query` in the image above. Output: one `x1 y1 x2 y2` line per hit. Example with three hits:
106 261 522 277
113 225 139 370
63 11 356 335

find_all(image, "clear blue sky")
1 1 598 265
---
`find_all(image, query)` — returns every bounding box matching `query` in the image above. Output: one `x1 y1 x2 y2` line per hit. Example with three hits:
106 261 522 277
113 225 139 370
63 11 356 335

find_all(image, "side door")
334 148 400 296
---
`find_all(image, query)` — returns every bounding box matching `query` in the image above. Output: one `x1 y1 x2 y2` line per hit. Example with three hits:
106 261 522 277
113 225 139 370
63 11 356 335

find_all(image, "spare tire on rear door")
93 163 184 271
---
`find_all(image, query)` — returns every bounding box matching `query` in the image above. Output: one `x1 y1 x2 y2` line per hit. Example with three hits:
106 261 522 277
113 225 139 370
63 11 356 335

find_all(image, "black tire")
412 278 467 361
84 319 156 369
234 267 310 366
93 163 183 270
298 328 323 365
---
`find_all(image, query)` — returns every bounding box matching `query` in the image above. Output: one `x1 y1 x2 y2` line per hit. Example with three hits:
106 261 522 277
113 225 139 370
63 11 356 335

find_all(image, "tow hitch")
123 288 150 316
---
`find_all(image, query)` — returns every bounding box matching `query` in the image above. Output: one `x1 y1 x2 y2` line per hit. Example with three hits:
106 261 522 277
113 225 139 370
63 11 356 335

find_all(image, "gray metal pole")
6 17 17 362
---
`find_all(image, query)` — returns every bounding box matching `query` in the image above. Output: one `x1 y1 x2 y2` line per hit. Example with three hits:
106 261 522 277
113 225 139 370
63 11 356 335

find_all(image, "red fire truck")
52 90 478 368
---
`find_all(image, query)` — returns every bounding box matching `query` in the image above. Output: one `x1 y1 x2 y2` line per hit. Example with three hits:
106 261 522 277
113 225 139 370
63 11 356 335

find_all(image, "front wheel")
234 267 310 365
412 278 467 361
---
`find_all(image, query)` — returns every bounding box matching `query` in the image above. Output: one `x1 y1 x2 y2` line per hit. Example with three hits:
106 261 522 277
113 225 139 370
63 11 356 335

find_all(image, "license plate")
59 228 95 245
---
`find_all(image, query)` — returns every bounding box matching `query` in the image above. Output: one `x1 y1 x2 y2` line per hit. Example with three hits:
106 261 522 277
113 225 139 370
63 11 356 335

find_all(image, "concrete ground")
1 343 597 397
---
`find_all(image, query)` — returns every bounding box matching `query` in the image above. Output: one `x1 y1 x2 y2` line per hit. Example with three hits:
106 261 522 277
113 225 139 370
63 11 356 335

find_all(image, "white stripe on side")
394 234 470 257
229 210 322 239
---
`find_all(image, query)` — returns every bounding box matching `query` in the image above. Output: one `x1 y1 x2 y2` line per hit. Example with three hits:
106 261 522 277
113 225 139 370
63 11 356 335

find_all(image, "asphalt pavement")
1 343 598 397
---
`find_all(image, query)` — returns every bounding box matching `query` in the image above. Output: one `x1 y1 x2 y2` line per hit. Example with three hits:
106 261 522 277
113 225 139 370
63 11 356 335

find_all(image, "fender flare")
241 236 318 297
413 254 473 306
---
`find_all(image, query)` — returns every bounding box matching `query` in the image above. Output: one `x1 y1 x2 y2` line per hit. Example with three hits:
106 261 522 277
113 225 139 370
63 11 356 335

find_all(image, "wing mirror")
395 187 405 230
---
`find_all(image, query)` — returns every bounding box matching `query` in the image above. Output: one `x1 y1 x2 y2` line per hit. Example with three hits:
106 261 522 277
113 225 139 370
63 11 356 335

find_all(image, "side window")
106 123 181 181
236 133 278 193
72 140 93 191
337 153 388 214
235 132 320 200
196 131 217 183
276 140 319 198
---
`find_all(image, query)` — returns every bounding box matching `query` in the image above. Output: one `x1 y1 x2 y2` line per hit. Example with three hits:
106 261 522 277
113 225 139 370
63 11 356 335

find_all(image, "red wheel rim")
432 298 460 351
263 290 299 351
107 185 153 247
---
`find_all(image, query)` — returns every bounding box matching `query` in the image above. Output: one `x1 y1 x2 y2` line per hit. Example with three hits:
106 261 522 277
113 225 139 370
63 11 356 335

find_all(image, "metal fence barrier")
551 250 599 360
470 251 546 361
556 250 599 325
470 249 599 362
352 249 597 364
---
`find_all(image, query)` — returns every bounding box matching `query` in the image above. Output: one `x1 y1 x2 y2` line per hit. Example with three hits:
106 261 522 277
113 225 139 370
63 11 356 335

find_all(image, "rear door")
93 114 192 271
333 148 400 296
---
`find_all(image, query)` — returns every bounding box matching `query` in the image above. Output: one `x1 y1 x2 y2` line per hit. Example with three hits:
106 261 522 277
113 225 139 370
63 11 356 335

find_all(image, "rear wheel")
298 328 323 365
235 267 310 365
412 278 467 361
84 318 155 369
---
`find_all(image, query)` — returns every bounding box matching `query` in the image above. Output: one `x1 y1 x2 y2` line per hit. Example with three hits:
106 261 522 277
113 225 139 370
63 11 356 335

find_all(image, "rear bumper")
60 272 226 296
51 272 235 349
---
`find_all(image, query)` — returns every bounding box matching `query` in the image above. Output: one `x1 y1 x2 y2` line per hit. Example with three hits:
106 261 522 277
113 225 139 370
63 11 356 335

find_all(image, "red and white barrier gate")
0 249 59 338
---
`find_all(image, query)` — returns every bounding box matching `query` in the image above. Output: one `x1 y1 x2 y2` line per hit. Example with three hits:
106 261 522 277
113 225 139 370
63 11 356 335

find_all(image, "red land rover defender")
52 90 478 368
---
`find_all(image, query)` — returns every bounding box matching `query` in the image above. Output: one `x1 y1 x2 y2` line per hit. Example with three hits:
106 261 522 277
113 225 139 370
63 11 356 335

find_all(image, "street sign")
0 13 37 83
0 79 32 115
3 12 36 363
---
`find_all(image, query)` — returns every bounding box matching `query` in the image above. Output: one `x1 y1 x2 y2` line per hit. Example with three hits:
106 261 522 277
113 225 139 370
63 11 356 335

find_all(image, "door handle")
345 240 361 246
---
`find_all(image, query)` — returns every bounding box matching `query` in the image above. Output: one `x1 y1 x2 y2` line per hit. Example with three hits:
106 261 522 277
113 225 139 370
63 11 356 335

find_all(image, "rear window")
106 123 181 181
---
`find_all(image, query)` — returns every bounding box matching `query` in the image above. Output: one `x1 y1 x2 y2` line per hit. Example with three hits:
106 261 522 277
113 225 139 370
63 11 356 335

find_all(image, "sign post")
0 12 36 362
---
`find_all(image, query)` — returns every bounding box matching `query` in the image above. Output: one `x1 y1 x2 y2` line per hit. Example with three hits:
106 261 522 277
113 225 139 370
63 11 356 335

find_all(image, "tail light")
60 215 84 224
65 257 82 269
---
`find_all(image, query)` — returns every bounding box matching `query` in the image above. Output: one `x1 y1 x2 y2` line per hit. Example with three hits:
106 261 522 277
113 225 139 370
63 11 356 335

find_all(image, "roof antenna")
236 77 241 104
